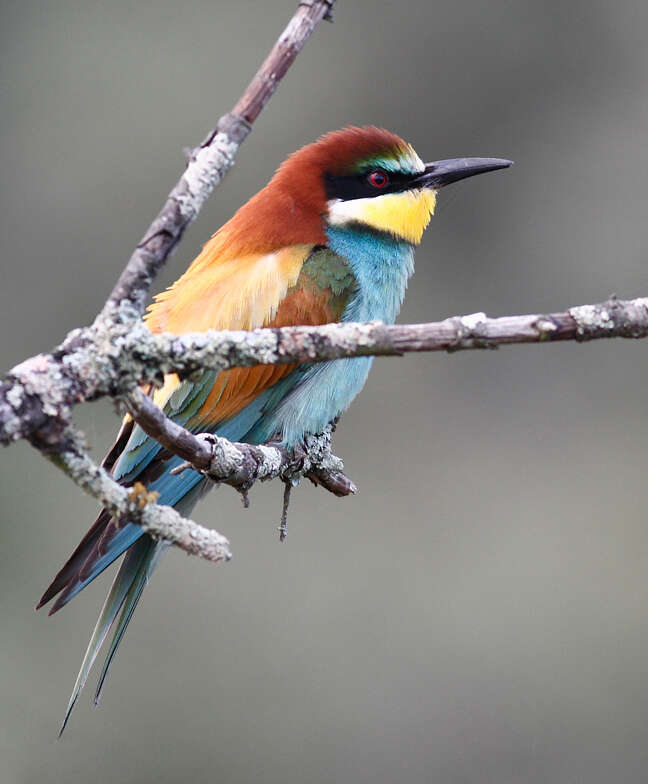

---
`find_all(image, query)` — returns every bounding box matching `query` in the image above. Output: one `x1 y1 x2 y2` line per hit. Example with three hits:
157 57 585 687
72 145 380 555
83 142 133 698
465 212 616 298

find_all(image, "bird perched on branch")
37 126 511 732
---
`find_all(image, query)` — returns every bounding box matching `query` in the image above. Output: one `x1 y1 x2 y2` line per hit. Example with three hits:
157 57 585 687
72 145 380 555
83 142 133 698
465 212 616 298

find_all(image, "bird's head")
217 127 511 255
267 126 512 246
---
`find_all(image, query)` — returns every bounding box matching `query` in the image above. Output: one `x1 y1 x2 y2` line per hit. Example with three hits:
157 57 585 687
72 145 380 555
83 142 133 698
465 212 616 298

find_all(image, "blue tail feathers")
58 536 155 736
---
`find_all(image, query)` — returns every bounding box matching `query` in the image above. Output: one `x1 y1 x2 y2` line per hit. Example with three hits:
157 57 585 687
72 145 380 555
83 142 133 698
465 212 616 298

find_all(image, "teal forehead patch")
352 145 424 176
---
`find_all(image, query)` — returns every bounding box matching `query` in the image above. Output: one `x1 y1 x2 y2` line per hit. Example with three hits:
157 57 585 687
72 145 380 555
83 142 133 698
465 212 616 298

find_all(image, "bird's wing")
139 242 357 447
181 246 357 435
111 241 314 479
115 248 357 480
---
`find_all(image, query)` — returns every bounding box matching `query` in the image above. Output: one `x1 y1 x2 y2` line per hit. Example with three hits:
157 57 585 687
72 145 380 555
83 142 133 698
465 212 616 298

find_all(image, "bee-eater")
37 126 511 731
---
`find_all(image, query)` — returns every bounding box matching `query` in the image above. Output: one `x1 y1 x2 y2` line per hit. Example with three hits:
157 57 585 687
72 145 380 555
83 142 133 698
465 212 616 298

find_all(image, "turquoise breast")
246 226 415 445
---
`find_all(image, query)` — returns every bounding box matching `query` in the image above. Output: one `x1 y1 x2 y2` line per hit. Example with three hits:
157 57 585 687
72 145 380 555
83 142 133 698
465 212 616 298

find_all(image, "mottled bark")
3 296 647 448
38 423 231 563
123 388 355 499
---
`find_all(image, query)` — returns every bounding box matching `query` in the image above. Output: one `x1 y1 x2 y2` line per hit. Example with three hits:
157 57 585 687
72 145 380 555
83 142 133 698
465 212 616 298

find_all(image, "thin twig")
101 0 336 318
122 388 356 499
279 482 292 543
35 424 231 563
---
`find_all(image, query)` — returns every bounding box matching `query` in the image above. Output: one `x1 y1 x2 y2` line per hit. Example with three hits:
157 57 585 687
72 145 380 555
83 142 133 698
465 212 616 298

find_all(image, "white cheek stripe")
327 196 376 225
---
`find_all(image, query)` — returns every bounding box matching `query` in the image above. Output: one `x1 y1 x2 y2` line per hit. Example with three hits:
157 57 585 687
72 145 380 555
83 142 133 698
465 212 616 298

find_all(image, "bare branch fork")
2 0 648 564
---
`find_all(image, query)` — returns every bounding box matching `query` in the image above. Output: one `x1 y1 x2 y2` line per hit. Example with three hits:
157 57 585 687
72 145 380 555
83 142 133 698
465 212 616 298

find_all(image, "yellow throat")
327 187 437 245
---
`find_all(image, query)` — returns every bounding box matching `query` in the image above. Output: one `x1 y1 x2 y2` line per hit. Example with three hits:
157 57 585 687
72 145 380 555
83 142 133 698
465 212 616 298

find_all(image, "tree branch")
2 296 648 449
93 295 648 517
122 388 357 499
33 423 231 563
101 0 336 318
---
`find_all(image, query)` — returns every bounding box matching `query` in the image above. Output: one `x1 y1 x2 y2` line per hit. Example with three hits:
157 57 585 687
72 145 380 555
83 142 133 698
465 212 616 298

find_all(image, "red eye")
368 171 389 188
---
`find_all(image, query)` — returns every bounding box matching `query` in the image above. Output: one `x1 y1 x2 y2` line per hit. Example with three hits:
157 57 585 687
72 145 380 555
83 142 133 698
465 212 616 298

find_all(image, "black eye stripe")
324 170 418 201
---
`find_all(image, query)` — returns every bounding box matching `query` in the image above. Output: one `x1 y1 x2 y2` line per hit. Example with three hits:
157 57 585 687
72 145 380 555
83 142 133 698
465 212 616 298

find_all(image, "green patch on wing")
296 248 357 318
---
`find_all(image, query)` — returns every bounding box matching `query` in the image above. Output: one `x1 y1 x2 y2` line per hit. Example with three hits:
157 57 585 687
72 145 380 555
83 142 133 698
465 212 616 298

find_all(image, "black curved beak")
413 157 513 189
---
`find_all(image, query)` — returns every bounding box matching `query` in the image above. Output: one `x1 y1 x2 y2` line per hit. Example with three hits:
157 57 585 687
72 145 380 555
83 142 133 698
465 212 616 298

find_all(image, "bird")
36 126 511 733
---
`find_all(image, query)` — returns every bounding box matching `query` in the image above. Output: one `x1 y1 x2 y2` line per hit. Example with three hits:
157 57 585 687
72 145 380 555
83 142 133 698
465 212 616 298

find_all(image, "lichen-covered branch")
141 295 648 371
123 388 356 498
37 424 231 563
2 296 648 447
101 0 335 318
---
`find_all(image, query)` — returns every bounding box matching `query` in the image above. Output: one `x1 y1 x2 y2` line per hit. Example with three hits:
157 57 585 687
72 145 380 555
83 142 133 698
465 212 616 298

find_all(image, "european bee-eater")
37 126 511 732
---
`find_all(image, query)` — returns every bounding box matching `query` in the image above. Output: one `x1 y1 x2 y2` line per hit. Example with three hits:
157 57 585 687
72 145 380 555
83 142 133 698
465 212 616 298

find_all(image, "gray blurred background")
2 0 648 781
